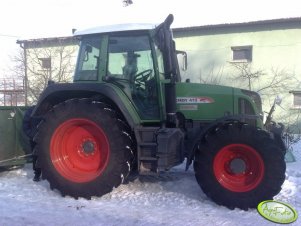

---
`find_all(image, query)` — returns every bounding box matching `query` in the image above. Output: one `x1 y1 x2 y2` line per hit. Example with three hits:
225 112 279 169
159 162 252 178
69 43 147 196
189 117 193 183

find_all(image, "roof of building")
173 17 301 34
17 17 301 46
16 36 78 49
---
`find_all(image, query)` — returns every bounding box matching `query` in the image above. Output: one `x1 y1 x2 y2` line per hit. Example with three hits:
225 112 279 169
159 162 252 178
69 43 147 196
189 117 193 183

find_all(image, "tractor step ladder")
135 127 160 174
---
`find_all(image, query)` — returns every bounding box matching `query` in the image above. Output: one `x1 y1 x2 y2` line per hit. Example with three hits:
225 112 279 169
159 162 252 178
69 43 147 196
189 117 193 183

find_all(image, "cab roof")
74 23 157 36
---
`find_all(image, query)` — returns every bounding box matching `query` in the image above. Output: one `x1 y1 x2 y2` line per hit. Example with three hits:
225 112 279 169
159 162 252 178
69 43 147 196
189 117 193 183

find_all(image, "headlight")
241 89 262 113
238 98 255 115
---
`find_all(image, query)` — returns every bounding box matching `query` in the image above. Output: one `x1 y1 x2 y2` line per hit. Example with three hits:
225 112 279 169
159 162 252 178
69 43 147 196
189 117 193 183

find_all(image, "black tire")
194 122 286 210
22 106 35 138
35 98 134 198
22 106 42 174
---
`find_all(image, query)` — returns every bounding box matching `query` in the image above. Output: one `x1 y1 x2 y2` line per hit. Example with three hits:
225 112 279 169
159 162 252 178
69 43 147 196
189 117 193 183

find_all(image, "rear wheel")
194 122 286 209
35 98 133 198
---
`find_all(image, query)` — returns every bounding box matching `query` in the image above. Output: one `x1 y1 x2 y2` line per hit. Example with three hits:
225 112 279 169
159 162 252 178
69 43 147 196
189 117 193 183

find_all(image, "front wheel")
35 99 134 198
194 123 286 209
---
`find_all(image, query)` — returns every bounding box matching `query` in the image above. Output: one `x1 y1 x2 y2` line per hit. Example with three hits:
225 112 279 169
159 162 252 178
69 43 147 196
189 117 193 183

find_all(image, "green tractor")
31 14 285 209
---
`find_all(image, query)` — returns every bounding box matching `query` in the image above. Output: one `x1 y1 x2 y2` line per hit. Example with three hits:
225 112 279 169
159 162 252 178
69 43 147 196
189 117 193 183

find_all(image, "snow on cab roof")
74 23 158 36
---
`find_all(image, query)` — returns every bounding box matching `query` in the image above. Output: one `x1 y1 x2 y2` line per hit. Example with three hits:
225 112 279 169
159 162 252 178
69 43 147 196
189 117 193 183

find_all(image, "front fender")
185 115 262 170
268 122 287 154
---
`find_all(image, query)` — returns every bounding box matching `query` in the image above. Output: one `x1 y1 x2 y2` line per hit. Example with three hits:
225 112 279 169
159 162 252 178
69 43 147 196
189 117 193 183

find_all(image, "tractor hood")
176 82 236 121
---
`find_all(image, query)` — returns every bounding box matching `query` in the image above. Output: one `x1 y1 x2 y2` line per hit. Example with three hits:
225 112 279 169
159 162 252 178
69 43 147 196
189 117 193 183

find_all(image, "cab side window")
74 37 101 81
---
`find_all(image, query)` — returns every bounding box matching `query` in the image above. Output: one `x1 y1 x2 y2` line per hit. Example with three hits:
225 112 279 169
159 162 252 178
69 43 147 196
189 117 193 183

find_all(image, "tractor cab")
73 15 180 122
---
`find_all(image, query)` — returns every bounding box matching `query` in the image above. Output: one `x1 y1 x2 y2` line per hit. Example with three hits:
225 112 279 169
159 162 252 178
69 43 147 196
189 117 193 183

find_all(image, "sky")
0 0 300 76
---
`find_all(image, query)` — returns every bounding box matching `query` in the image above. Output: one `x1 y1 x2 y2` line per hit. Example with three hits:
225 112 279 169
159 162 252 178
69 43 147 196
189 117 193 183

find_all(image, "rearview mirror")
176 50 187 71
275 96 282 106
85 45 92 53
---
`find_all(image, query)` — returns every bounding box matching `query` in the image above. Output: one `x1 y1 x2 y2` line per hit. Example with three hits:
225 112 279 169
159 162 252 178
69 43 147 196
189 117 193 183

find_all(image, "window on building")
39 57 51 69
231 46 252 62
291 91 301 108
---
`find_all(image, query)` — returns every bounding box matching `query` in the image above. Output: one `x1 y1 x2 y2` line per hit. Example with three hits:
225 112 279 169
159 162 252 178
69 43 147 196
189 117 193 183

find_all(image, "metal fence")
0 78 25 106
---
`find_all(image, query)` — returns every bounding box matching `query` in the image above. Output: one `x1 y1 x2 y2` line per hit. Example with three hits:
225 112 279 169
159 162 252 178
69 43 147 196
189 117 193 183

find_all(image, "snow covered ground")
0 142 300 226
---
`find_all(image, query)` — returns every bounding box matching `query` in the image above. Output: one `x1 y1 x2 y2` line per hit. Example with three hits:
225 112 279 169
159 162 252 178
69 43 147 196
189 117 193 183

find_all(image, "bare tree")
229 62 301 134
0 49 27 106
199 64 225 85
10 49 26 80
229 62 265 91
229 62 297 97
257 68 298 96
10 42 77 105
280 108 301 155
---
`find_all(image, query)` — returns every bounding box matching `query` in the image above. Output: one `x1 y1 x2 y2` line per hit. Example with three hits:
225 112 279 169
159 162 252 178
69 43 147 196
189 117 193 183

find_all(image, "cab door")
106 34 161 120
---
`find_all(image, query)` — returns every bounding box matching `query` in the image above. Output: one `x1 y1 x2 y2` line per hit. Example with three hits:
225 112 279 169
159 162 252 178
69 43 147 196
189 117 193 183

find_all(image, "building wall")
175 28 301 83
173 21 301 128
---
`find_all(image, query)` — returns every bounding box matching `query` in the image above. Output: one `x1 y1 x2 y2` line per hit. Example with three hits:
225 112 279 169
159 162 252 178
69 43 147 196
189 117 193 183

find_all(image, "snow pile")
0 143 300 226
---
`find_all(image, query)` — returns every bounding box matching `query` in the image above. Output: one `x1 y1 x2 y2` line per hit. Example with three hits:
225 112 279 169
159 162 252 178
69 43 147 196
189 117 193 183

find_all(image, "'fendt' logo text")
176 97 214 104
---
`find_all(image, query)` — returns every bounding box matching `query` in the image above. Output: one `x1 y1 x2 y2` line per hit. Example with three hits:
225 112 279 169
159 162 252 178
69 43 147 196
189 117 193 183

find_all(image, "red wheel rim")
50 118 110 183
213 144 264 192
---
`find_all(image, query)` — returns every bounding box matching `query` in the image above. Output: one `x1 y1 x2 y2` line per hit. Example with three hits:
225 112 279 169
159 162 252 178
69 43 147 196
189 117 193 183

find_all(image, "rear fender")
32 83 138 128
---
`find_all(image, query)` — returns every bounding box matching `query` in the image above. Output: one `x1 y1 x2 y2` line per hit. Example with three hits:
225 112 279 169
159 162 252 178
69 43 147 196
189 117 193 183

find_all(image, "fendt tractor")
2 15 286 210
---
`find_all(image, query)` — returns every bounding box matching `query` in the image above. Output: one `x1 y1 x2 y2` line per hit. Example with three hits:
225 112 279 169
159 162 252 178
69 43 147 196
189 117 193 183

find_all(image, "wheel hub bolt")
82 141 95 154
230 158 246 174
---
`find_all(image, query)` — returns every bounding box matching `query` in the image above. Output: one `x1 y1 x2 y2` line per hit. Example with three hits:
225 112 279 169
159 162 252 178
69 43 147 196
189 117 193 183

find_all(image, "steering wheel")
134 69 153 85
